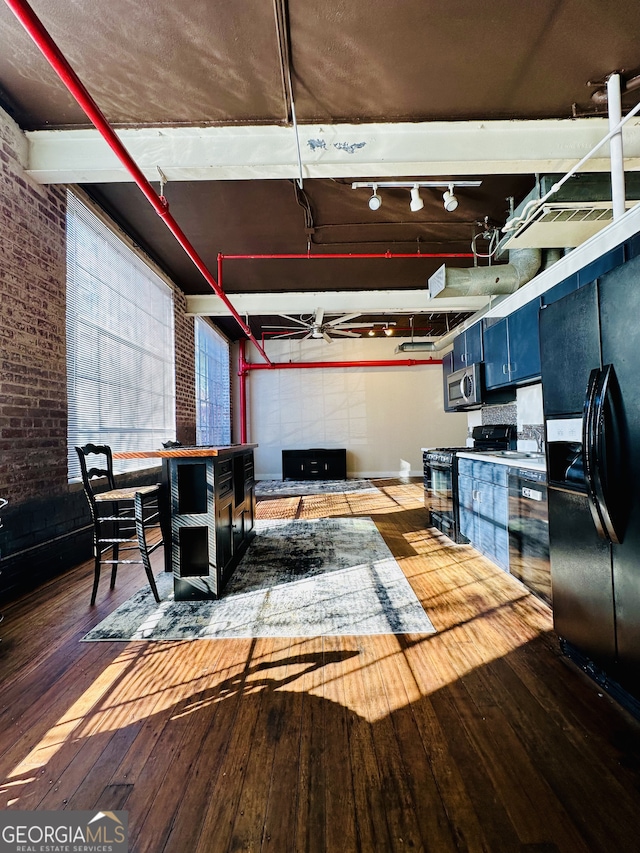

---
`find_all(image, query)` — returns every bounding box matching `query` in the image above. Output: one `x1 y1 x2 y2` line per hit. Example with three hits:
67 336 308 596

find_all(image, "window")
66 192 175 480
195 318 231 446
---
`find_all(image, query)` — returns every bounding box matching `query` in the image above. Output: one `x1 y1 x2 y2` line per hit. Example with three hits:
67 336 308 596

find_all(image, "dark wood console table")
113 444 257 600
282 448 347 480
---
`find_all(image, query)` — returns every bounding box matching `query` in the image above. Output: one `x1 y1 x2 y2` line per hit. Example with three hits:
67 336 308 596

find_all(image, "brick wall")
174 288 196 445
0 107 198 601
0 109 68 505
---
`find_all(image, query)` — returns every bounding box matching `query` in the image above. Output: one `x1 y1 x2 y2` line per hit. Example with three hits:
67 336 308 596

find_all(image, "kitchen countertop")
112 443 258 459
457 450 546 472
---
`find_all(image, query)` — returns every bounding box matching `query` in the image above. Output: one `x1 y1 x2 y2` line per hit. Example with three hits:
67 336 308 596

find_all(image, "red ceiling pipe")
238 339 248 444
241 358 443 371
221 252 475 260
4 0 272 367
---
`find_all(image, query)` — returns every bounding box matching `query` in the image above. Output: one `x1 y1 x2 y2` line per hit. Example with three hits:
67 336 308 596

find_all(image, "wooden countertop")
112 444 257 459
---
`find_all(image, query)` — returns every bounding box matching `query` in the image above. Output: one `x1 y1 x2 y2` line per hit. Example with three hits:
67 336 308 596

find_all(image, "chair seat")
94 484 160 502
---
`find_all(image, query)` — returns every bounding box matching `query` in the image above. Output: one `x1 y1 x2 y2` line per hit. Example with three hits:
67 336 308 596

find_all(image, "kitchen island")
113 444 257 600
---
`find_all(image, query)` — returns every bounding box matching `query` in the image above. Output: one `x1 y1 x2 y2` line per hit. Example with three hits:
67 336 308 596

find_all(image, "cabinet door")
465 322 483 365
452 333 467 372
215 498 234 573
483 318 510 389
452 323 483 372
458 474 475 542
508 298 541 384
539 281 600 417
475 479 509 569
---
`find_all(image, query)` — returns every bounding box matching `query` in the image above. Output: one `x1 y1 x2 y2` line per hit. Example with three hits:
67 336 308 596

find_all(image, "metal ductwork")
427 248 542 299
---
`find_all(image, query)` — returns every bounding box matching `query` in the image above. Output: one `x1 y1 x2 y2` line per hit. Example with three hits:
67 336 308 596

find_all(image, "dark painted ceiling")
1 0 640 340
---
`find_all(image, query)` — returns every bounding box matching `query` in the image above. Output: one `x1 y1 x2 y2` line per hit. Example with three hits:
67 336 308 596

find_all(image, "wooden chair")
76 444 163 606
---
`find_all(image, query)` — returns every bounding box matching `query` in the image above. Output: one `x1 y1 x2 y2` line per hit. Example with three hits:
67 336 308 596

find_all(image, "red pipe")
239 340 248 444
241 358 442 371
221 252 474 260
5 0 272 366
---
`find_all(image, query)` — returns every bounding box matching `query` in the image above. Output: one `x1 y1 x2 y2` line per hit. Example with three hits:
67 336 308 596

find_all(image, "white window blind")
195 318 231 446
66 192 176 480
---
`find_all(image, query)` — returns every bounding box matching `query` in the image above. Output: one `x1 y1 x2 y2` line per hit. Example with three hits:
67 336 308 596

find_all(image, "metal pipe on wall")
220 251 475 260
4 0 272 366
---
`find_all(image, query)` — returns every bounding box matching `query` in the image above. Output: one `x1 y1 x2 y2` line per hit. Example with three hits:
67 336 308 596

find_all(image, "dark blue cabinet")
458 458 509 570
484 298 541 389
452 322 483 371
483 318 509 388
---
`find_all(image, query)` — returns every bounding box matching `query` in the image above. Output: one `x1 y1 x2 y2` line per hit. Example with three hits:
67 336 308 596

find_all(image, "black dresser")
282 448 347 480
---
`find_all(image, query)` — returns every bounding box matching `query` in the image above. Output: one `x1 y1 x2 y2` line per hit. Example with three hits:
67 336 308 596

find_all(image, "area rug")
82 517 435 641
255 479 378 498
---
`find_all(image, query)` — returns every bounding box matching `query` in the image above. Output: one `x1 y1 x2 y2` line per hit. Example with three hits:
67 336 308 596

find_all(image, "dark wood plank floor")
1 479 640 852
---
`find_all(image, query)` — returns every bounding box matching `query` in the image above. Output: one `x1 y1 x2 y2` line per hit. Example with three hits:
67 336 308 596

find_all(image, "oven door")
425 458 455 532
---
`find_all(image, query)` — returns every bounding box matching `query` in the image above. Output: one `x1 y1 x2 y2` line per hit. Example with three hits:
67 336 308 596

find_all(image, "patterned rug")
255 479 378 498
82 517 435 641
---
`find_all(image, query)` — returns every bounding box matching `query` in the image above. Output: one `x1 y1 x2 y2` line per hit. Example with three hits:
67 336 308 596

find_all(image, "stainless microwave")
446 363 483 410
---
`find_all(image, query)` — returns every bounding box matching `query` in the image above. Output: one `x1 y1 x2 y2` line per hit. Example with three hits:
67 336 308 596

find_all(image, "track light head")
443 184 458 212
409 184 424 212
368 184 382 210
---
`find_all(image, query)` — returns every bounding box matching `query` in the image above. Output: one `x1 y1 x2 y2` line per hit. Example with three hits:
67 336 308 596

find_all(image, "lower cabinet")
282 448 347 480
169 447 256 600
458 458 509 570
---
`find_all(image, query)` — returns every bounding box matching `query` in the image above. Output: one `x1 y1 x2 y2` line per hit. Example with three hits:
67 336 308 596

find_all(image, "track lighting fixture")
352 180 481 214
368 184 382 210
442 183 458 212
409 184 424 212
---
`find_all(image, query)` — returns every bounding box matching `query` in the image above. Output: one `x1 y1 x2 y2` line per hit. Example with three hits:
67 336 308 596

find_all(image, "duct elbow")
427 248 541 299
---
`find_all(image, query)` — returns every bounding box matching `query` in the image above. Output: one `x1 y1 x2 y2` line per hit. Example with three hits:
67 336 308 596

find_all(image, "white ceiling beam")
25 118 640 184
185 290 490 317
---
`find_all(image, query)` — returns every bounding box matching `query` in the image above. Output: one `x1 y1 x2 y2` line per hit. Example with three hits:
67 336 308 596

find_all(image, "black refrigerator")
539 251 640 709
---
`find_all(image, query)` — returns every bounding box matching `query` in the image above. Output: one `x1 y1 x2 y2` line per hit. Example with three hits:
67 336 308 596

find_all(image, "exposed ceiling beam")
24 118 640 184
185 290 490 317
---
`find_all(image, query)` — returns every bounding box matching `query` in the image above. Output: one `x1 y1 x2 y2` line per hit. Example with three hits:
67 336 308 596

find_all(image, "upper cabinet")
452 321 483 371
484 298 542 389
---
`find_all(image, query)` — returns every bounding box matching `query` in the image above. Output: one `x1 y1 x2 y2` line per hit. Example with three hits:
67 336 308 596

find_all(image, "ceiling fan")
263 309 366 343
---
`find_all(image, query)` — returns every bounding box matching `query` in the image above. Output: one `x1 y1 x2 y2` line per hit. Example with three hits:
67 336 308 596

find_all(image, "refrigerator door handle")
582 367 609 540
591 364 623 544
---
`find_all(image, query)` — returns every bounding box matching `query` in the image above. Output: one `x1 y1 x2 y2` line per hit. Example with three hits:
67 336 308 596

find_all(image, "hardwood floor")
1 479 640 852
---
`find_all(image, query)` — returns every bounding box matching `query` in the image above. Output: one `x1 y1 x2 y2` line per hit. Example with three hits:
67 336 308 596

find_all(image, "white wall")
235 337 468 479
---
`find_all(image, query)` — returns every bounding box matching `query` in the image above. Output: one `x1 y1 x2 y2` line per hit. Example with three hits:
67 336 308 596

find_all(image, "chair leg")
135 492 160 604
110 505 119 588
90 540 101 606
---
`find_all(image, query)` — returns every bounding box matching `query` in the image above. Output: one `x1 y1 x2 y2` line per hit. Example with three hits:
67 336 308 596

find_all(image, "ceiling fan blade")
330 323 370 330
331 329 361 338
325 312 362 327
302 331 314 340
271 330 306 338
262 325 304 330
322 331 333 343
314 307 325 327
276 314 312 328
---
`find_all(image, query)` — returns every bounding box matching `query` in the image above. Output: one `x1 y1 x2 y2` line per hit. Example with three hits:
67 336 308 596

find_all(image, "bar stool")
76 444 163 606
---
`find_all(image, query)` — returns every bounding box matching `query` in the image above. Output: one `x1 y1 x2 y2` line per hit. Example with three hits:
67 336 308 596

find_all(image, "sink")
490 451 544 459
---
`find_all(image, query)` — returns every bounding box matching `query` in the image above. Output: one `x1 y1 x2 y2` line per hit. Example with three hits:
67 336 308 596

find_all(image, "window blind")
195 318 231 446
66 192 176 480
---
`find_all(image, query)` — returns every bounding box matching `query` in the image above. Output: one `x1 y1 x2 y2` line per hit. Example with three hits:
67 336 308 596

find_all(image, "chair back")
76 444 117 503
